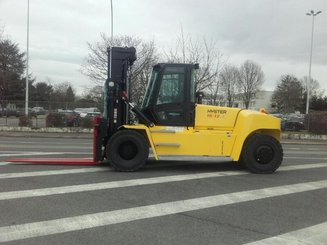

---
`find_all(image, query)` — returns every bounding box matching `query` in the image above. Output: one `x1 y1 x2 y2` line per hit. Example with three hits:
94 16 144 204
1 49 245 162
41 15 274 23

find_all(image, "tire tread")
107 130 149 172
240 134 283 174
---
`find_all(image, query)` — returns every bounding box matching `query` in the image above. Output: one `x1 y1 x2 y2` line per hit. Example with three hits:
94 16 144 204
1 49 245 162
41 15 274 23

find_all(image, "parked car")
80 111 101 118
271 113 283 119
31 107 46 115
57 110 80 127
0 109 16 117
15 109 37 117
74 107 100 117
281 120 305 131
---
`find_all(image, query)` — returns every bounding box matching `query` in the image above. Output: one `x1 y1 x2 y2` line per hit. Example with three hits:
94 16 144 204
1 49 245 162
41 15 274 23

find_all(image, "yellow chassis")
123 104 281 161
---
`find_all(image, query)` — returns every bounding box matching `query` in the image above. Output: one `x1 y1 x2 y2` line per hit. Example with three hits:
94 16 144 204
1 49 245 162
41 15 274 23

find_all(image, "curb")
281 140 327 145
281 132 327 141
0 126 92 134
0 127 92 139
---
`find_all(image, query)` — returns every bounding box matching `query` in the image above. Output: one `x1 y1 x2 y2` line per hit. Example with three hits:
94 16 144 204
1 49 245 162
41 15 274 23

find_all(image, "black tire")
239 134 283 174
106 130 149 171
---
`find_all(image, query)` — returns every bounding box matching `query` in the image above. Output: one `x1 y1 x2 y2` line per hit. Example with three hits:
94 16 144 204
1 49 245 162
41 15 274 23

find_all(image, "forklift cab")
141 63 199 127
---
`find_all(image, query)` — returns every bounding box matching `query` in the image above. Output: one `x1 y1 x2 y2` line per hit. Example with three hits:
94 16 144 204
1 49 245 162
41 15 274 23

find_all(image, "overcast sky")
0 0 326 94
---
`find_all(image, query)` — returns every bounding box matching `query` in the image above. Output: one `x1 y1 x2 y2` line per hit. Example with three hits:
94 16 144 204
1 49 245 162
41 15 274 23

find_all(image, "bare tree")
164 32 224 93
129 41 158 105
80 85 104 110
81 34 158 105
220 65 239 107
206 77 222 105
0 26 3 39
300 76 324 98
204 53 227 106
237 60 264 109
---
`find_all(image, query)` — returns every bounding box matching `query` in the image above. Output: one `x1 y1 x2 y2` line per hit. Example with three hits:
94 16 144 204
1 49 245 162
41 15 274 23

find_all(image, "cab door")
142 64 195 126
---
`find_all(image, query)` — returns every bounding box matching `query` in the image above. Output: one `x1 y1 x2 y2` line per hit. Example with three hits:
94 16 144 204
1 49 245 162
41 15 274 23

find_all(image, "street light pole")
110 0 113 42
25 0 30 116
305 10 321 115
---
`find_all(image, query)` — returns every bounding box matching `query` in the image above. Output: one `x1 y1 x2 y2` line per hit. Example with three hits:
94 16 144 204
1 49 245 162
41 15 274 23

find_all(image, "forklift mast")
104 47 136 137
93 47 136 162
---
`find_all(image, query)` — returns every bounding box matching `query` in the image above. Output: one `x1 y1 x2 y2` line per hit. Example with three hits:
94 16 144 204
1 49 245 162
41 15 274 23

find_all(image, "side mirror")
196 91 204 104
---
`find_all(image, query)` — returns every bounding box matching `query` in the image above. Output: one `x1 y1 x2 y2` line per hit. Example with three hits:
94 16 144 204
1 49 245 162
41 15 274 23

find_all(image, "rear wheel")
239 134 283 174
106 130 149 171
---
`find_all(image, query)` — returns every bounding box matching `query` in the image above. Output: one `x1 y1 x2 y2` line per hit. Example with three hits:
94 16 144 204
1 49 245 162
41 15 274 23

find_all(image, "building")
235 91 274 112
204 91 274 112
0 103 17 111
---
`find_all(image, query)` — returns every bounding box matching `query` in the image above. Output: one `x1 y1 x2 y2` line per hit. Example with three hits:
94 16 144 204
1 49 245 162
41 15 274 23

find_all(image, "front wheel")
106 130 149 171
239 134 283 174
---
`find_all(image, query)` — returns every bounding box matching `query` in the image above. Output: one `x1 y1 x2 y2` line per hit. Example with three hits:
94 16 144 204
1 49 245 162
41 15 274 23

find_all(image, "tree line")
82 33 326 113
0 30 88 111
1 28 326 114
271 75 326 114
81 33 265 109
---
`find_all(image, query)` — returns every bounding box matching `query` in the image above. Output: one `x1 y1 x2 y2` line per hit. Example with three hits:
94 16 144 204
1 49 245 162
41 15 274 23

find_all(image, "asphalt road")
0 136 327 244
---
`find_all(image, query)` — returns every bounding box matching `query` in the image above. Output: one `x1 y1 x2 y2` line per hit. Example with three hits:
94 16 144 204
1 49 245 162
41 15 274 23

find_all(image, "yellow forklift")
93 47 283 173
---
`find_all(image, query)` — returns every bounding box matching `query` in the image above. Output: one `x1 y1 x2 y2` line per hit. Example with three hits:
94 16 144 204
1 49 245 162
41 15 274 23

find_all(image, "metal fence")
1 100 100 113
1 100 326 133
0 100 100 128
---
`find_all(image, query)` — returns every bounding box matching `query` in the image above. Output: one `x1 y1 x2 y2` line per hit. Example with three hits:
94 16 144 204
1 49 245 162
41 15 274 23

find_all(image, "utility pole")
305 10 322 115
110 0 113 42
25 0 30 116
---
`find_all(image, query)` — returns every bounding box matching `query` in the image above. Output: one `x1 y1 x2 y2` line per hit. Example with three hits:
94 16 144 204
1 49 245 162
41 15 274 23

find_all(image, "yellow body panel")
195 104 241 130
123 104 281 161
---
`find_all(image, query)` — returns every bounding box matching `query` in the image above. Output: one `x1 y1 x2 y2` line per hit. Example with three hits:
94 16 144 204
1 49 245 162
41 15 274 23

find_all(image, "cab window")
156 67 185 105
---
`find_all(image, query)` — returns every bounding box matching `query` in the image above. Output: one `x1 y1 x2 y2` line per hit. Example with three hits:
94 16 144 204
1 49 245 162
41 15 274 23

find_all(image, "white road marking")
285 151 327 155
0 162 326 200
280 162 327 171
285 147 327 152
0 167 106 179
284 156 327 160
0 145 91 149
12 141 91 145
0 151 91 157
0 171 244 200
308 148 325 151
246 221 327 244
0 152 68 157
0 162 9 166
0 179 327 242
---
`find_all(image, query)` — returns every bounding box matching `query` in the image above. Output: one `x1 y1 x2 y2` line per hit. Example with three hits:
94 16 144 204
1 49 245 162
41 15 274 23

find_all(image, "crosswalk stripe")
8 141 90 145
0 145 91 149
0 167 107 179
284 156 327 160
0 162 326 201
0 158 326 180
285 151 327 155
0 152 65 157
0 179 327 242
245 221 327 244
0 171 244 200
279 162 327 171
0 152 91 157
